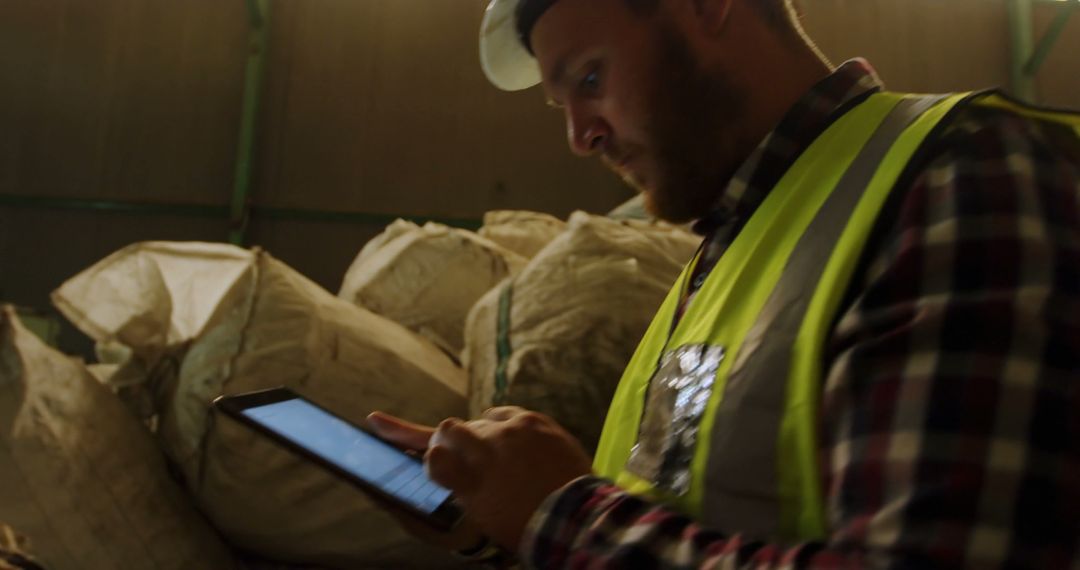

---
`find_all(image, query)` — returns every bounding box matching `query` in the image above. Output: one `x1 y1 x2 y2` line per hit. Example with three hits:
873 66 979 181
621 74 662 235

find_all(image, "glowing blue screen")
242 399 451 514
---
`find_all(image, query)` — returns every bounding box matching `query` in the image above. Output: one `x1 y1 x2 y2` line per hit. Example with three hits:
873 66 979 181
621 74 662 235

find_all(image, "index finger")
366 411 436 452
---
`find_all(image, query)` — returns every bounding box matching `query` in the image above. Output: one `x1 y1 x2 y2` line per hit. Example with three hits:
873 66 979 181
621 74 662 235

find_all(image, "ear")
691 0 734 35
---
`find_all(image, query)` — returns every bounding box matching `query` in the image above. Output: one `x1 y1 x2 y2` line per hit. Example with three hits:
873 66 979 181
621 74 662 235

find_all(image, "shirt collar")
693 59 884 236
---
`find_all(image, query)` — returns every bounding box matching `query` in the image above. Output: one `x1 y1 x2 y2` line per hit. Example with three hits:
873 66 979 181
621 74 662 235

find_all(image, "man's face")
531 0 749 223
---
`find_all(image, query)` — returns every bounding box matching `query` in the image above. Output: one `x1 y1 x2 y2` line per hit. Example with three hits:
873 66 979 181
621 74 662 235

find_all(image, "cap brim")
479 0 542 91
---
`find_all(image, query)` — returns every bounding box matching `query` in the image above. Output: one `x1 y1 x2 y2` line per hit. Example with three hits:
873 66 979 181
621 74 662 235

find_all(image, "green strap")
493 282 514 405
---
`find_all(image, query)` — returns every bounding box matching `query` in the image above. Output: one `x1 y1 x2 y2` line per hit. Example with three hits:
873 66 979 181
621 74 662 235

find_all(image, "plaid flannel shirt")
518 60 1080 569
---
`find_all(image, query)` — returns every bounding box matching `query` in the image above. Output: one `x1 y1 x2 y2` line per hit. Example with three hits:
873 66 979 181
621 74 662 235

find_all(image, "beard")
627 24 750 224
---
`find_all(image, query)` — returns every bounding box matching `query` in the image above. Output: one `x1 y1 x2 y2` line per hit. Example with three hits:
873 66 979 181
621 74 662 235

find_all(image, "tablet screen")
242 398 452 515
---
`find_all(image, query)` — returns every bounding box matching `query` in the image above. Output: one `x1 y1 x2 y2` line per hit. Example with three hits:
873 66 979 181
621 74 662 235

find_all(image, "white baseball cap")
479 0 555 91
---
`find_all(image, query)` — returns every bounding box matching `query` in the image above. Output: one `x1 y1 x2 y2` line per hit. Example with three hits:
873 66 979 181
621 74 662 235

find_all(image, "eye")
578 67 601 94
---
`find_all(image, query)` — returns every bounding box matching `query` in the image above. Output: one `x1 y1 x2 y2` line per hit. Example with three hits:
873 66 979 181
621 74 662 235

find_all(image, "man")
370 0 1080 567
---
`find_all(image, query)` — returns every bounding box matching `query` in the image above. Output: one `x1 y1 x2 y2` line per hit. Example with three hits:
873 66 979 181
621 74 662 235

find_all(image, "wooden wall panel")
800 0 1012 94
1033 2 1080 108
801 0 1077 107
0 0 247 204
253 0 630 218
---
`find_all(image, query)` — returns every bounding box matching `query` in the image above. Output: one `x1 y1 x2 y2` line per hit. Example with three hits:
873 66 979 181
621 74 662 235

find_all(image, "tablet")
214 387 463 530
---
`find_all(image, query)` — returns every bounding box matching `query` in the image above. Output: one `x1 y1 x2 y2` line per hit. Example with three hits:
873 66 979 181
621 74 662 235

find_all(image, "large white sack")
0 306 236 570
463 212 700 453
52 241 253 356
477 210 566 259
52 242 255 422
52 242 468 569
339 221 527 359
350 218 422 267
606 194 651 221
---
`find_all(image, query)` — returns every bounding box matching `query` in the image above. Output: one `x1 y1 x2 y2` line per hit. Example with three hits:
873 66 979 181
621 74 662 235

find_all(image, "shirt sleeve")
516 107 1080 569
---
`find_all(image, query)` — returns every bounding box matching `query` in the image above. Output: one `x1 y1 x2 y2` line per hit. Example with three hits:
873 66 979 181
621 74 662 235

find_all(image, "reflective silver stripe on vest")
701 95 948 539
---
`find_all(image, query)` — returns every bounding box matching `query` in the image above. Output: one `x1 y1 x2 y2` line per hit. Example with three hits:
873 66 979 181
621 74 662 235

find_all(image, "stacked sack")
606 194 651 221
463 212 700 453
339 220 529 359
0 306 237 570
51 242 467 569
476 210 566 259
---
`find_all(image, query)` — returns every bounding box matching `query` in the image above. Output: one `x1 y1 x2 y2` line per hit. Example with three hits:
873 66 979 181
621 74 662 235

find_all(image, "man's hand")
369 407 594 552
426 407 593 550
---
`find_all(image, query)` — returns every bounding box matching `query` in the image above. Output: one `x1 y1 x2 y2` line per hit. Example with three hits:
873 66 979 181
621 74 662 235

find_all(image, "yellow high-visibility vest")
593 91 1080 542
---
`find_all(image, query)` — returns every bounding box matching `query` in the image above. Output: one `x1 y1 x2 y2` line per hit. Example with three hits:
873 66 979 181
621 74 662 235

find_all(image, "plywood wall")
0 0 248 203
801 0 1012 93
252 0 629 218
800 0 1078 106
1 0 1078 356
1032 1 1080 109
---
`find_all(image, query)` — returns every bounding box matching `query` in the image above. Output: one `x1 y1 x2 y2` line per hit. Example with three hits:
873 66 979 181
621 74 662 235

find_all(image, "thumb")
366 411 435 452
425 444 480 495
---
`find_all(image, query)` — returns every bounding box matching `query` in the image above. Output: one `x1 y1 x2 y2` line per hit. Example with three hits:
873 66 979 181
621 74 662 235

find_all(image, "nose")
565 105 610 157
